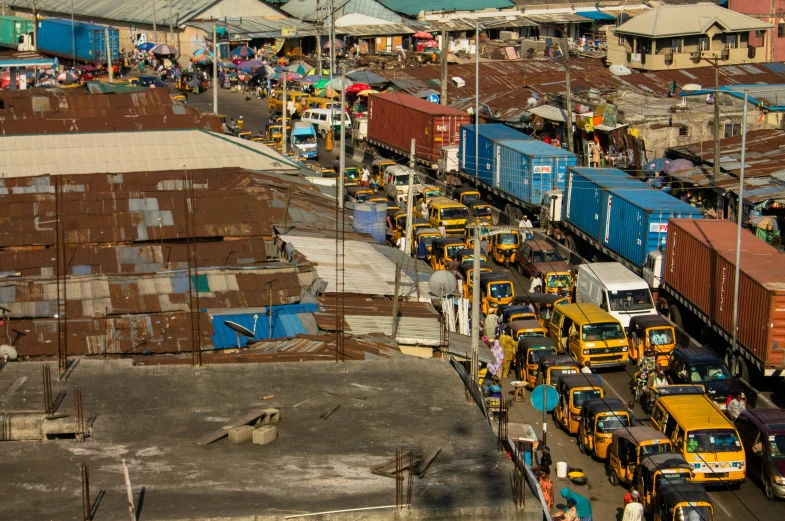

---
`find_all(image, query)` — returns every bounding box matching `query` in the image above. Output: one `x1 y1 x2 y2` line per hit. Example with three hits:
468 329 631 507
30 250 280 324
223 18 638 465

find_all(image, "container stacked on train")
664 219 785 373
458 124 576 207
37 19 120 64
564 167 703 268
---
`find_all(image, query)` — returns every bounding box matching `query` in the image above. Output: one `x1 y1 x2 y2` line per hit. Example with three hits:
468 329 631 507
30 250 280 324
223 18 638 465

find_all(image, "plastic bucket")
556 461 568 479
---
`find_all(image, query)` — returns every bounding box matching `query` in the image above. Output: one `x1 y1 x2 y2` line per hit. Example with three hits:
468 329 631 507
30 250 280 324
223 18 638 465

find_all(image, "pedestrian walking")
727 391 747 420
483 312 499 341
535 445 552 476
559 488 592 521
627 401 637 426
621 491 644 521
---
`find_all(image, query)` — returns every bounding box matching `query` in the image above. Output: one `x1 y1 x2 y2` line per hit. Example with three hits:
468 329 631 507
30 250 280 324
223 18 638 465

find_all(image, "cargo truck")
0 16 34 50
32 19 119 64
367 92 470 170
563 167 703 278
650 219 785 381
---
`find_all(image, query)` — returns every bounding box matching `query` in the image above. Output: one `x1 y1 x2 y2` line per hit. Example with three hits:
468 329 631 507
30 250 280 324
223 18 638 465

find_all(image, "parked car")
734 408 785 499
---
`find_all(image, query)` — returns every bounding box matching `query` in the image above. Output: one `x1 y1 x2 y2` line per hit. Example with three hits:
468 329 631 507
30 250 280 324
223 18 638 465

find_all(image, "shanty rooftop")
0 130 299 178
0 358 529 520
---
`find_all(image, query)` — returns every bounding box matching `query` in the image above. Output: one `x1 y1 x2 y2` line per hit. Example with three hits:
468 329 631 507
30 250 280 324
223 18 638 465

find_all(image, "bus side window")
550 310 563 330
561 317 573 338
664 415 678 438
651 404 666 431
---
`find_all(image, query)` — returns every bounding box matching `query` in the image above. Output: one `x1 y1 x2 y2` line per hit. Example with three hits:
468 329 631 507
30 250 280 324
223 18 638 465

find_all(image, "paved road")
182 84 784 520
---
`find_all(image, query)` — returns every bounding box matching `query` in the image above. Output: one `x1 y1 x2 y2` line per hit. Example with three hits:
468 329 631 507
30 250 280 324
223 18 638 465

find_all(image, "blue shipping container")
459 124 531 182
565 167 703 267
494 140 577 207
37 19 119 63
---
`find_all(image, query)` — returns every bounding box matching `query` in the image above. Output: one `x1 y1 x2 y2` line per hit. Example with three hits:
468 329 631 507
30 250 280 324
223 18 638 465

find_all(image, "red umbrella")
413 31 434 39
422 39 439 48
344 83 371 94
231 58 245 66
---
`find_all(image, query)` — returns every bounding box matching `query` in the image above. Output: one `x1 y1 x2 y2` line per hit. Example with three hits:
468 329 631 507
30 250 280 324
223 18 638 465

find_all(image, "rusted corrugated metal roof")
0 88 222 134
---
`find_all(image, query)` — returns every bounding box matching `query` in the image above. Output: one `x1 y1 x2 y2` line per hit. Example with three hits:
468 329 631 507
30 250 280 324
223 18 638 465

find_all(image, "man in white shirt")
622 491 644 521
581 361 592 374
529 274 543 293
519 215 533 230
396 236 407 253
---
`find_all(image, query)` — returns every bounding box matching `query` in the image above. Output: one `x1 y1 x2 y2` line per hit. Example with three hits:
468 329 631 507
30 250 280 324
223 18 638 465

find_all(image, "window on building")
779 23 785 38
725 34 737 49
619 34 625 46
671 38 682 53
724 122 742 138
699 37 709 51
756 30 766 39
679 125 690 137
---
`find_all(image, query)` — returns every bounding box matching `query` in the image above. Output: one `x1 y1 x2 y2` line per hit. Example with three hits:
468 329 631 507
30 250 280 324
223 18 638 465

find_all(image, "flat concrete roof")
0 358 536 520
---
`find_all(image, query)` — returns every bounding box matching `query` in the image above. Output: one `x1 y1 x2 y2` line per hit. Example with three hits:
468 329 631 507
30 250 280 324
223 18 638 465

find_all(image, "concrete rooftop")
0 358 535 521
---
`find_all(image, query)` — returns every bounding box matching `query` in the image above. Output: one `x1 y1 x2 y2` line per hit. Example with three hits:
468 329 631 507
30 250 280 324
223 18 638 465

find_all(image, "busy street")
3 1 785 520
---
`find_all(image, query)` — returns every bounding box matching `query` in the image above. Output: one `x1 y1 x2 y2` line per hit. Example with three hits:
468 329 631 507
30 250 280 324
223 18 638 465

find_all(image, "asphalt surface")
182 82 785 520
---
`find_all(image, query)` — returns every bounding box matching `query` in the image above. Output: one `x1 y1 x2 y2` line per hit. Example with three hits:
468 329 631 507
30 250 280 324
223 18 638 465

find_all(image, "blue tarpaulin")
576 9 616 21
210 303 319 348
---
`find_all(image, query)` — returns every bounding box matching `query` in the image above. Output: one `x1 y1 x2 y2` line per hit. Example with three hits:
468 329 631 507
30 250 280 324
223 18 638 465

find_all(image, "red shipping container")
664 219 785 372
367 92 471 166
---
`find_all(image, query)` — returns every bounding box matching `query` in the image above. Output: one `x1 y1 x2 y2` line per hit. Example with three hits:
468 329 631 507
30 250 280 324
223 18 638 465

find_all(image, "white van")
384 164 423 202
575 262 656 329
301 108 351 138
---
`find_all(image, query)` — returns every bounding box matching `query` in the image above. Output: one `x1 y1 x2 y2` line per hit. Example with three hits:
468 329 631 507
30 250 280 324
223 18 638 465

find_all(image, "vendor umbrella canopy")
663 158 694 174
231 46 255 57
324 77 354 91
287 62 308 75
305 67 330 76
193 54 213 65
231 58 245 65
421 39 439 48
643 158 671 173
413 31 434 38
57 71 78 84
302 74 323 84
220 61 237 69
314 78 331 89
193 48 214 57
344 83 371 94
151 44 178 56
274 72 302 82
356 89 379 96
238 59 262 71
137 42 155 51
314 88 339 99
323 39 344 50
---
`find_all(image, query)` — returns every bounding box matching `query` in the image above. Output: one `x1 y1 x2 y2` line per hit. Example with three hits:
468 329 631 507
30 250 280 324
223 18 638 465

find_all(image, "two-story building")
606 4 772 70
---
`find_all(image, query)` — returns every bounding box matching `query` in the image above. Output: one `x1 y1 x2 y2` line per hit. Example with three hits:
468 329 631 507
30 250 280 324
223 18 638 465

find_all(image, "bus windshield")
686 429 741 453
440 207 470 220
582 322 625 341
573 389 602 408
596 414 629 433
292 135 315 144
608 289 653 311
547 274 571 288
489 283 513 299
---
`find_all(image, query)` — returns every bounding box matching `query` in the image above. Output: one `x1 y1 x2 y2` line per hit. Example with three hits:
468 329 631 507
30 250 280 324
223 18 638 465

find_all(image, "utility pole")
404 139 416 255
105 29 114 83
71 0 75 65
563 25 573 154
329 0 335 83
151 0 158 43
470 222 481 384
391 263 401 338
212 20 218 115
316 0 322 76
440 29 448 105
338 63 347 209
730 90 749 377
282 72 288 155
167 0 174 45
475 20 480 185
713 56 721 184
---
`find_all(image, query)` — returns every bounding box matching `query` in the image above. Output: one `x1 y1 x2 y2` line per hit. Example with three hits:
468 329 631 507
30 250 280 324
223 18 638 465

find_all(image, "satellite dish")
0 344 18 360
682 83 702 91
428 270 457 297
224 314 259 349
608 64 632 76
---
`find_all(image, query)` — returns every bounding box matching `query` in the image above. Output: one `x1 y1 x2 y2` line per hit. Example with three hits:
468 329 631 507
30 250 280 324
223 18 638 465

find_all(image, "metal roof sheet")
382 0 514 17
527 104 570 122
0 130 298 178
343 315 442 346
9 0 220 26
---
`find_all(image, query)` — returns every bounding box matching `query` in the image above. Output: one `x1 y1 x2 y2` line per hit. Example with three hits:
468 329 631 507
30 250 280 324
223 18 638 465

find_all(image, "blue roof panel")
576 9 616 21
381 0 514 17
461 124 532 143
497 139 577 158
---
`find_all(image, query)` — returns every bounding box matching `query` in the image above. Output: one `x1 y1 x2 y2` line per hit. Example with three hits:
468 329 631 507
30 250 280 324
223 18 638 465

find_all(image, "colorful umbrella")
56 72 78 84
305 67 330 76
356 89 379 96
314 88 339 99
323 39 344 50
301 75 323 84
231 58 245 66
643 158 671 173
344 83 371 94
413 31 434 39
193 48 214 57
314 78 331 89
663 159 694 174
324 77 354 91
231 46 255 57
219 61 237 69
192 54 213 65
151 44 178 56
273 72 301 82
286 62 308 75
137 42 156 51
238 59 262 71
